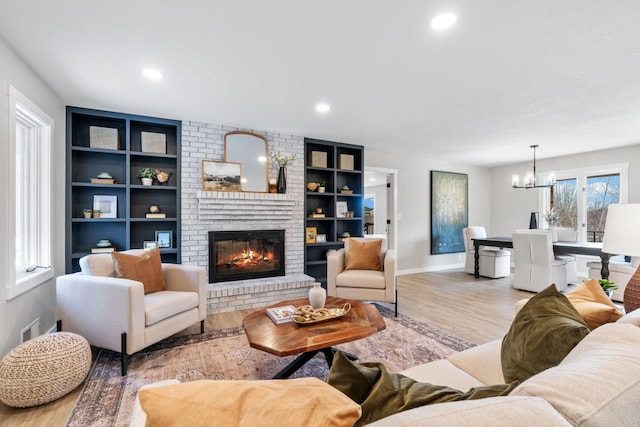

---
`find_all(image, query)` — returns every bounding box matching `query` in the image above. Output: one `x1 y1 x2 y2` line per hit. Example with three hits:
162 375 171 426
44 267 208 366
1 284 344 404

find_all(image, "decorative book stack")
265 305 296 324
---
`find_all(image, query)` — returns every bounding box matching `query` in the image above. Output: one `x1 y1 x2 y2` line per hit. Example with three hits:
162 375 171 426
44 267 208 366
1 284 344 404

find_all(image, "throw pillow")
566 278 623 328
138 377 362 427
346 238 382 271
112 247 166 294
501 284 590 384
328 351 518 426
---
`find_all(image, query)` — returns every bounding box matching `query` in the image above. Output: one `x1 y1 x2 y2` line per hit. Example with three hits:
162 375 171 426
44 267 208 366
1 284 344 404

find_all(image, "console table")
472 237 611 280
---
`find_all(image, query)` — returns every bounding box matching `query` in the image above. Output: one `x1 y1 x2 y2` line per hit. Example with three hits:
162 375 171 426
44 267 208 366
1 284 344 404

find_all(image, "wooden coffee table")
243 296 386 379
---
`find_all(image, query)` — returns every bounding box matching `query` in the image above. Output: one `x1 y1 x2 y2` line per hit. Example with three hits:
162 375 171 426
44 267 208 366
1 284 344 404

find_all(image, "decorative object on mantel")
137 168 156 186
512 145 556 189
202 160 242 191
154 169 171 185
90 172 115 184
271 152 297 194
544 208 559 242
308 282 327 309
269 179 277 193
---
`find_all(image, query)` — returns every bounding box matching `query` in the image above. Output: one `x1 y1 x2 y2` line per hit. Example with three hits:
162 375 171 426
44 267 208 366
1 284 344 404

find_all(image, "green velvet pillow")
501 284 591 384
328 352 518 426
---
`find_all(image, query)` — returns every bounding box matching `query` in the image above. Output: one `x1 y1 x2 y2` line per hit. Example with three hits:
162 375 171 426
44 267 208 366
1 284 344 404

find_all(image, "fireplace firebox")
208 230 285 283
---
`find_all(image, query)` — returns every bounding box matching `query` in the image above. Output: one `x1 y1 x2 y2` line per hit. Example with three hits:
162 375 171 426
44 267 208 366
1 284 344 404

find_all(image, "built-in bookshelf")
65 106 181 273
304 138 364 285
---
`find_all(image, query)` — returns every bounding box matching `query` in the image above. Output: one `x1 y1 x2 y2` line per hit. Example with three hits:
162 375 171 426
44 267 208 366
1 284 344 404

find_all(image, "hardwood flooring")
0 268 531 426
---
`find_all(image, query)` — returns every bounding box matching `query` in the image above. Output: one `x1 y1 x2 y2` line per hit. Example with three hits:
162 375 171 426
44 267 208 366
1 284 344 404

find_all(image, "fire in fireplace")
208 230 285 283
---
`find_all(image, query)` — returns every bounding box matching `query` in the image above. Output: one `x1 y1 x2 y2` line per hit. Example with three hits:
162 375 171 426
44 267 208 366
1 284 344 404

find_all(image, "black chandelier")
511 145 556 189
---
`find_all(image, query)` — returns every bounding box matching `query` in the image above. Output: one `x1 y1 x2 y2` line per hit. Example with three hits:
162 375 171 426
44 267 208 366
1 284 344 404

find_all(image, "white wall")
366 149 493 274
0 37 65 357
491 144 640 237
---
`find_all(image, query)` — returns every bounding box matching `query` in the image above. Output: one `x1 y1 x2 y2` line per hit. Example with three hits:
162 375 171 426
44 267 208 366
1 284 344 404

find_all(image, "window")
7 85 54 299
543 164 628 243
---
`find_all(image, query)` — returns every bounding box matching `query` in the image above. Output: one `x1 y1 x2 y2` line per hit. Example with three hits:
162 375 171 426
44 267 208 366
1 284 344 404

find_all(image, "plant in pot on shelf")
137 168 156 186
83 209 93 219
92 209 102 219
318 180 327 193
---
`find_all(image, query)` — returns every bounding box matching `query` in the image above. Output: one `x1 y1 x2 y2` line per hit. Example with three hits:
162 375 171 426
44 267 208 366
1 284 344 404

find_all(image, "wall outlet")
21 318 40 343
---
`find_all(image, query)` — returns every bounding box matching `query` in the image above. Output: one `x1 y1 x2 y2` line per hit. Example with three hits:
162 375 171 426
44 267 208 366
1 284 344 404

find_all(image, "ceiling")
2 1 640 167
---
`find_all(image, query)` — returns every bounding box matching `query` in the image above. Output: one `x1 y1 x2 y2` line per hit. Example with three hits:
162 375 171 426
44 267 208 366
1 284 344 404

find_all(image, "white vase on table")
549 225 558 242
308 282 326 309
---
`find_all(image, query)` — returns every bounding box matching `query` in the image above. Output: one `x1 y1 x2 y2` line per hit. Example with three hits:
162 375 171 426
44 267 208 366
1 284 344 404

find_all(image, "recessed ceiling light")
142 68 164 80
430 12 457 30
315 103 330 113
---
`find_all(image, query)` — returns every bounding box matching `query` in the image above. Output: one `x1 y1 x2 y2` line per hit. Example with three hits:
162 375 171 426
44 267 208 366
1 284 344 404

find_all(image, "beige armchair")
327 238 397 316
56 250 206 375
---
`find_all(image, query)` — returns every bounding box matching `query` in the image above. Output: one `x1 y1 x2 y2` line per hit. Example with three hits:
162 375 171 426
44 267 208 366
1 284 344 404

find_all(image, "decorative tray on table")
290 304 351 326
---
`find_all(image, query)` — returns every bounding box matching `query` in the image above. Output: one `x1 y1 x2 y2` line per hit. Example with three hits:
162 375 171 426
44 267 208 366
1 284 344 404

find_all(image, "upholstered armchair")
512 230 567 293
326 238 397 316
56 249 206 375
462 226 511 278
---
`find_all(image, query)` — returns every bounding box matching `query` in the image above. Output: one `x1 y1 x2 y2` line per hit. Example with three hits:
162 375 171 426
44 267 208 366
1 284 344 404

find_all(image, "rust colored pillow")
345 239 382 271
112 248 166 294
566 278 623 329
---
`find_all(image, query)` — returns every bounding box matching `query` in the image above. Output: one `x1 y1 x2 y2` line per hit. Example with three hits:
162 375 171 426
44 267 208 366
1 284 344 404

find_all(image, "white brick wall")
181 121 312 313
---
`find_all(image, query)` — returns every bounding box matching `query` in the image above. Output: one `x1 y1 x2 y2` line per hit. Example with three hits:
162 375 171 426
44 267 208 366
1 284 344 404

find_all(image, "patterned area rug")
65 306 472 426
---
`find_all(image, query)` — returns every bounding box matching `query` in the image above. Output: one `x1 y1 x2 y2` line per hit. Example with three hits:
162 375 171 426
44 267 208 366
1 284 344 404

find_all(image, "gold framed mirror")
224 131 269 192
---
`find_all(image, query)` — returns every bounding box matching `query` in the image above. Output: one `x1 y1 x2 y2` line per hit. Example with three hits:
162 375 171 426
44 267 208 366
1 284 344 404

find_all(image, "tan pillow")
112 247 166 294
139 378 362 427
566 279 623 329
346 239 382 271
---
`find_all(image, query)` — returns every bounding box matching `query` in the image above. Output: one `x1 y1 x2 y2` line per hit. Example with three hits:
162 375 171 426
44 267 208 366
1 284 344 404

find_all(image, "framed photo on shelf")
155 230 173 248
143 241 158 249
316 234 327 243
93 195 117 218
306 227 317 244
336 201 348 218
202 160 242 191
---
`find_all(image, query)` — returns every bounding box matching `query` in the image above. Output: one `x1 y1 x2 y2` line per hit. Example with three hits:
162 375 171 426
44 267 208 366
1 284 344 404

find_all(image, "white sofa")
370 309 640 426
131 308 640 426
587 256 639 302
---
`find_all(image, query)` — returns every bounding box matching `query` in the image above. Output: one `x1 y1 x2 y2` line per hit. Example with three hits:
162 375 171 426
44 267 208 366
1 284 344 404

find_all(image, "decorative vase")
529 212 538 229
141 177 153 186
308 282 326 309
277 167 286 194
549 224 558 242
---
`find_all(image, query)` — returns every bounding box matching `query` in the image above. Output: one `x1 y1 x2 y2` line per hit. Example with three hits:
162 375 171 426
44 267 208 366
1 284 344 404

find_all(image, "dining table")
472 237 611 280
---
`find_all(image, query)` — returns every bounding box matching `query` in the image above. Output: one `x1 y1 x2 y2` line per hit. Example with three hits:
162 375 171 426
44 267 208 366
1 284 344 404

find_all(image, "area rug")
65 306 473 427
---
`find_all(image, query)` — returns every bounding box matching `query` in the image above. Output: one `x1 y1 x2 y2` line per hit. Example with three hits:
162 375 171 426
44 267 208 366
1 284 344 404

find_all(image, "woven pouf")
0 332 91 407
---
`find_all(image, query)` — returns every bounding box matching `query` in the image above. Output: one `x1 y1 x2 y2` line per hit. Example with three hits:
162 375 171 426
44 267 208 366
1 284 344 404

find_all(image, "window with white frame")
7 85 54 300
541 163 628 243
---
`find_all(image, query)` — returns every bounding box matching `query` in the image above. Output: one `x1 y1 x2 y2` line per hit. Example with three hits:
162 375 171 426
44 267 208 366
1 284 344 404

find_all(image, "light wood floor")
0 269 532 426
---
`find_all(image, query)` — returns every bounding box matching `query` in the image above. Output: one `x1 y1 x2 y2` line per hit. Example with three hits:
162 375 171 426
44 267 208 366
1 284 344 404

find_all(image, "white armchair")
462 226 511 278
56 250 206 375
512 230 568 293
327 238 397 316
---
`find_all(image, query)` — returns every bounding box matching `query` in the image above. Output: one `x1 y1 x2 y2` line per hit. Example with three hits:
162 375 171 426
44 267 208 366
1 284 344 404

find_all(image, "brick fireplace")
180 121 314 313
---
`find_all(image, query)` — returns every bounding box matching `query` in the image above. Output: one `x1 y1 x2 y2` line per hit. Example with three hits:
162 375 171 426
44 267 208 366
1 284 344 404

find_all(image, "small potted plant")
318 180 327 193
92 209 102 219
598 279 618 298
137 168 156 186
83 209 93 219
341 185 353 194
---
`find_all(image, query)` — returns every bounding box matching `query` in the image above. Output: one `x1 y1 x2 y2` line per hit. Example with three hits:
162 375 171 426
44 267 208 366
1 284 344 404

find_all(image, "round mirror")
224 132 269 192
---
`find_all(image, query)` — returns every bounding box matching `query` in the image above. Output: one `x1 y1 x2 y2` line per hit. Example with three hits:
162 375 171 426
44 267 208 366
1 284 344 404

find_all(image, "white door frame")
364 166 398 251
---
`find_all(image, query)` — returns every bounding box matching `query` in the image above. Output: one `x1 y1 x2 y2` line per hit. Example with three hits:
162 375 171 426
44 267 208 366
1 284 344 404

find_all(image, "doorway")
364 167 398 250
